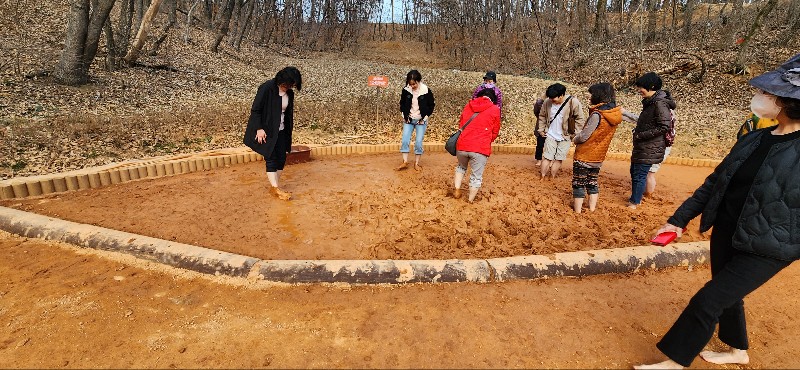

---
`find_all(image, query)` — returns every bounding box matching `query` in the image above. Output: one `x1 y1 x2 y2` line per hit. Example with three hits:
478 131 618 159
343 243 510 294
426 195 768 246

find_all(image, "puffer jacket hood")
593 103 623 127
631 90 677 164
468 96 496 113
643 90 676 110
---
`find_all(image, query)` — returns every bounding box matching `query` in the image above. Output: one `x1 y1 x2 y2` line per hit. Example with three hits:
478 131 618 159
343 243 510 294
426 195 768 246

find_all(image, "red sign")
368 75 389 88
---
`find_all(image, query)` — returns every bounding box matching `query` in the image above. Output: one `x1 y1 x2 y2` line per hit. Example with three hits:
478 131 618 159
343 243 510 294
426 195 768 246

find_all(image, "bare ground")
1 231 799 368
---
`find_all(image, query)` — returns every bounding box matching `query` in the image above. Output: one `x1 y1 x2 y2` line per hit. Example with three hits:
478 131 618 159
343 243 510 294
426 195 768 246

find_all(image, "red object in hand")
651 231 678 246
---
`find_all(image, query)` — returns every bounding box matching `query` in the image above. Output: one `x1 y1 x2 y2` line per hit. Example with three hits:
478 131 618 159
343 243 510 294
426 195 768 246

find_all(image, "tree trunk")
594 0 608 39
683 0 697 36
233 0 254 50
734 0 778 71
123 0 165 64
150 0 177 55
184 0 201 43
210 0 235 52
55 0 91 85
645 0 658 41
83 0 118 65
103 17 116 71
114 0 134 67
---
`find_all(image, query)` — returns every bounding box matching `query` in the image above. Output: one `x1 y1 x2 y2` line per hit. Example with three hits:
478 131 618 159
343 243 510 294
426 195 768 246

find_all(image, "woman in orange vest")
571 83 623 213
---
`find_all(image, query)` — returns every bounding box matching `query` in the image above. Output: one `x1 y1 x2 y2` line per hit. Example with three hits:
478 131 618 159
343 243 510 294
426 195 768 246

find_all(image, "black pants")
265 130 289 172
656 222 791 367
535 134 546 160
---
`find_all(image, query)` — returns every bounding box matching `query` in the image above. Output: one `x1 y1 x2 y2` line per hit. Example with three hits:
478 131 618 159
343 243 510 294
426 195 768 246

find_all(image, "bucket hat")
749 53 800 100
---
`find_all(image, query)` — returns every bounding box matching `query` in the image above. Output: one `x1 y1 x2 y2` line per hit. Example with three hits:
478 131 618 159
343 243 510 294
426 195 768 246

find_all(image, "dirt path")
1 153 714 260
1 232 798 368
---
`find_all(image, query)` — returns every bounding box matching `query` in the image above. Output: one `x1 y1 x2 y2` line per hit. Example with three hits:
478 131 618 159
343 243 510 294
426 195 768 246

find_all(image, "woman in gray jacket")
635 53 800 369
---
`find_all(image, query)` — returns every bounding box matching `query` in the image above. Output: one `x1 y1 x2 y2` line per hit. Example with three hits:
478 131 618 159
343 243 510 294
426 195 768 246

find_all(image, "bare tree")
54 0 117 85
123 0 165 64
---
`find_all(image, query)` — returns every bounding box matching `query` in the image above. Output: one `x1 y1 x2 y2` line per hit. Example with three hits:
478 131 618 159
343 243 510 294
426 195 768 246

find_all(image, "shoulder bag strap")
459 112 480 132
549 96 572 125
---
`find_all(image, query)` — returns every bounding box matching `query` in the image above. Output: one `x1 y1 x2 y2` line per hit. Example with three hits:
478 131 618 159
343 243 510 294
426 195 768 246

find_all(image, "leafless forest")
15 0 798 85
0 0 798 178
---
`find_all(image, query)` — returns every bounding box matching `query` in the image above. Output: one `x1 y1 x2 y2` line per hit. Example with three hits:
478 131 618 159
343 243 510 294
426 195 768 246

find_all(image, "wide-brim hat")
749 53 800 100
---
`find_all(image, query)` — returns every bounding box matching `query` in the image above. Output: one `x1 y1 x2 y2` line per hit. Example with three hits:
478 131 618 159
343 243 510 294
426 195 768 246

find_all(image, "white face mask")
750 92 782 119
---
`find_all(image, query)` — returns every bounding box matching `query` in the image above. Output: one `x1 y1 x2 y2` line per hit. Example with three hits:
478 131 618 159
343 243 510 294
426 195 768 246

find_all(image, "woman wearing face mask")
397 70 435 171
635 53 800 369
244 66 302 200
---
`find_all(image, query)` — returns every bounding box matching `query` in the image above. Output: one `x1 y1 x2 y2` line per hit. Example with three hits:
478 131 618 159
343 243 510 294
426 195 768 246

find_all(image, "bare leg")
540 159 552 179
267 171 279 187
414 154 422 171
549 160 562 178
632 359 683 369
266 171 291 200
699 349 749 365
396 153 409 170
588 193 599 211
453 171 464 199
468 187 479 203
573 197 584 213
645 172 657 197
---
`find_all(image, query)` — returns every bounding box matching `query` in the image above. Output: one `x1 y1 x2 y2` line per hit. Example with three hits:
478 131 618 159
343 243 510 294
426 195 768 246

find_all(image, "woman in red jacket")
452 88 502 202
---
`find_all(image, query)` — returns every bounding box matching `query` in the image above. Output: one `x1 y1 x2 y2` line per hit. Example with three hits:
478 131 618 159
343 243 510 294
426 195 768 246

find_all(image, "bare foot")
395 162 408 171
699 349 749 365
414 163 422 171
453 188 462 199
270 187 292 201
626 203 638 210
633 359 683 369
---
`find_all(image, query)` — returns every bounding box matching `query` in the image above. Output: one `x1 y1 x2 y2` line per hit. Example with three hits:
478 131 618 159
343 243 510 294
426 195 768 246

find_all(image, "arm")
573 112 600 144
537 100 548 135
571 98 587 133
633 101 671 141
496 87 503 111
423 89 435 121
249 84 268 130
621 108 639 123
666 167 722 228
491 109 501 141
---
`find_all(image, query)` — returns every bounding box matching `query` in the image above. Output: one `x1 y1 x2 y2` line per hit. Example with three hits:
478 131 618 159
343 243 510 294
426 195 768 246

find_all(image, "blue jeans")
629 163 653 205
400 119 427 155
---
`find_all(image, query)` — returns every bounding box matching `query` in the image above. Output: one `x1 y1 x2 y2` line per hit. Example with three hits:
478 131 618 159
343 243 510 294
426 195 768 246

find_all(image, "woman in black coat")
635 53 800 369
244 66 302 200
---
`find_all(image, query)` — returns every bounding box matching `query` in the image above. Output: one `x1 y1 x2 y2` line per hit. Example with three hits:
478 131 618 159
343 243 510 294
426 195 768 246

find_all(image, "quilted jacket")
668 128 800 261
631 90 676 164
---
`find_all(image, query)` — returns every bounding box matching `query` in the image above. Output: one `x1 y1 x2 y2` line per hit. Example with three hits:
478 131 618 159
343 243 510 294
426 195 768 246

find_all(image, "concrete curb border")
1 144 721 200
0 205 709 284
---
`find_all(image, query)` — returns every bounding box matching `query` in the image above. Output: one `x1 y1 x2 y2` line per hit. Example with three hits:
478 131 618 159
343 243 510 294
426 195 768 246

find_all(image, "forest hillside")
1 0 798 179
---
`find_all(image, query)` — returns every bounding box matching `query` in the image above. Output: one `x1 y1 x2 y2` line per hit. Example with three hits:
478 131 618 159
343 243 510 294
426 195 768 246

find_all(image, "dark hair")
545 83 567 99
779 96 800 120
588 82 616 105
406 70 422 86
476 88 497 104
635 72 662 91
275 66 302 91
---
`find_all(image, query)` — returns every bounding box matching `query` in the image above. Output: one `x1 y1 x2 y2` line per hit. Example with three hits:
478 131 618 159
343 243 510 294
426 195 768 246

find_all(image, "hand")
256 129 266 144
541 132 547 138
655 223 684 238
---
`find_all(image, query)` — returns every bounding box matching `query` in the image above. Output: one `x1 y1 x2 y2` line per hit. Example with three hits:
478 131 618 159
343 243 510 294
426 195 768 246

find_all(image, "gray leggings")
455 151 489 188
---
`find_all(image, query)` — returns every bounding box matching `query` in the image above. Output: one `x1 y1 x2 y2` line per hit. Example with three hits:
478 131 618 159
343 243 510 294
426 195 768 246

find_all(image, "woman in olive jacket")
628 72 676 208
244 66 302 200
635 53 800 369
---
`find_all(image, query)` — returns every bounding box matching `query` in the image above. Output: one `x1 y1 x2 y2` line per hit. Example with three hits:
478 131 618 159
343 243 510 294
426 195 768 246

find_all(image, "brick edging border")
0 206 709 284
1 144 720 200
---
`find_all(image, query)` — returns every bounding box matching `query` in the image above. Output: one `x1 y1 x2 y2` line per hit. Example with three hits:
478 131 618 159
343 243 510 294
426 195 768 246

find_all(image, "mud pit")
1 152 714 260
